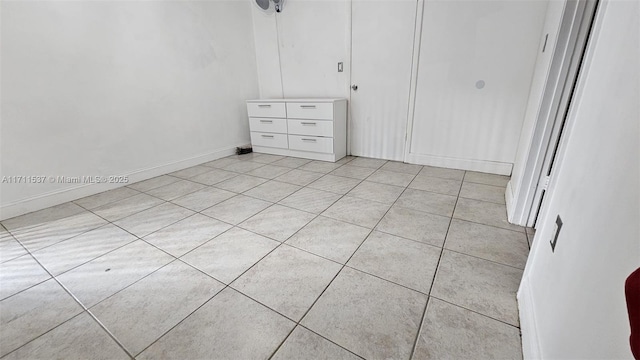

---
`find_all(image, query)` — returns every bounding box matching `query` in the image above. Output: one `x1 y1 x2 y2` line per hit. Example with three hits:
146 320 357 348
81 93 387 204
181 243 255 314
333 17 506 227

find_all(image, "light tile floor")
0 154 530 359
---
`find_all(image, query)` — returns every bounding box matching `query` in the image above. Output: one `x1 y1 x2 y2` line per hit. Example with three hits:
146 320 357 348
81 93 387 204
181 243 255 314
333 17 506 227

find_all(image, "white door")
350 0 418 161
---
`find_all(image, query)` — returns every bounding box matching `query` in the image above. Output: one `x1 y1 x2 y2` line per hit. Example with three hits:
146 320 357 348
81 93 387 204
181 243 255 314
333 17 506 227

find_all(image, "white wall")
251 0 351 99
408 0 548 175
519 0 640 357
0 0 259 220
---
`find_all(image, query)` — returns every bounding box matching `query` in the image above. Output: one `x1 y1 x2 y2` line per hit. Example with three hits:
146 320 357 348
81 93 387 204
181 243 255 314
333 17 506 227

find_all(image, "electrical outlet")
338 62 343 73
550 215 563 252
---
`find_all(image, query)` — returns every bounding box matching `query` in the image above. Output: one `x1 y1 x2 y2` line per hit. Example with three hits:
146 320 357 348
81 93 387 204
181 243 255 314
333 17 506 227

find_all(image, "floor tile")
1 202 85 232
413 298 522 360
7 211 108 252
246 164 292 179
299 160 344 173
409 175 462 196
113 202 194 238
272 326 361 360
279 188 342 214
464 171 510 187
74 187 140 210
214 174 268 193
32 224 136 275
57 241 173 307
0 254 51 300
202 157 241 169
169 165 212 179
460 182 506 204
445 219 529 269
2 312 128 360
91 261 224 355
286 216 370 264
274 169 324 186
419 166 465 181
366 169 415 187
376 206 450 247
336 156 355 164
189 169 237 186
396 188 457 217
526 227 536 248
453 198 524 232
0 279 83 357
138 288 294 360
240 205 315 241
91 193 165 222
249 154 286 164
322 196 390 228
145 179 206 201
244 181 301 203
202 195 271 225
181 227 278 284
272 157 312 169
171 187 235 212
301 267 426 360
431 250 522 326
347 181 404 204
0 238 27 264
143 214 232 257
329 165 376 180
127 175 180 192
347 231 440 293
307 175 361 195
380 161 423 175
232 245 341 321
223 160 265 173
348 157 387 169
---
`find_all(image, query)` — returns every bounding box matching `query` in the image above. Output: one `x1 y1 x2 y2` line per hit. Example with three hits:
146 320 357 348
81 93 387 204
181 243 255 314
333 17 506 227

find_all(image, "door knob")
351 84 358 91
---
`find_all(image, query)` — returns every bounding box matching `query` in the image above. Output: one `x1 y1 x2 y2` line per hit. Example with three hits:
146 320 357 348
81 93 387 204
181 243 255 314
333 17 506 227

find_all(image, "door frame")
508 0 598 227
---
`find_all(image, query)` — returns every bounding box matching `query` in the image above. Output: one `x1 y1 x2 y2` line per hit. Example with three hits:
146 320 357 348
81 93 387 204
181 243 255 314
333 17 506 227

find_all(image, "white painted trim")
518 277 543 360
253 146 340 162
0 146 238 221
505 180 516 222
403 0 425 163
406 153 513 175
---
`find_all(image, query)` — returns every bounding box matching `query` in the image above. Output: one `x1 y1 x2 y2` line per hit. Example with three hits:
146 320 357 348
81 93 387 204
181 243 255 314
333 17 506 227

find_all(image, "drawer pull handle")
258 104 272 108
301 122 316 126
301 138 317 142
261 135 275 138
260 120 273 123
300 105 316 109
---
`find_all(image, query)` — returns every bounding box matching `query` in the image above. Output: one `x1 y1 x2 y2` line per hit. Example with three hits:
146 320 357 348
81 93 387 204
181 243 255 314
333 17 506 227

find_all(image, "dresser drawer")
249 118 287 133
288 119 333 137
288 135 334 154
247 102 286 118
286 102 333 120
251 132 288 149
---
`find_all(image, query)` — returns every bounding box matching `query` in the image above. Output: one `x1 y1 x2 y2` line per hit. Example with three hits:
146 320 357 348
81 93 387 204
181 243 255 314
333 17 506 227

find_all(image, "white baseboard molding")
0 146 238 221
518 277 542 360
506 180 516 223
406 153 513 175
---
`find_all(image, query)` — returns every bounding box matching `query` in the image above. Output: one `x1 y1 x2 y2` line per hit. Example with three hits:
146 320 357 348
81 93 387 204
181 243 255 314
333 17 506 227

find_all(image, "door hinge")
541 175 551 190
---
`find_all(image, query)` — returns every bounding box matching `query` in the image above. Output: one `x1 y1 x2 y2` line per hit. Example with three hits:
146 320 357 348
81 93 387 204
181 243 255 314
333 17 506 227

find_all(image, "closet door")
349 0 417 160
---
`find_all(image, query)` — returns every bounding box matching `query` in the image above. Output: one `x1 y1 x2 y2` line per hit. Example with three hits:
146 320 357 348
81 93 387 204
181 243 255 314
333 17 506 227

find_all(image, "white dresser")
246 99 347 162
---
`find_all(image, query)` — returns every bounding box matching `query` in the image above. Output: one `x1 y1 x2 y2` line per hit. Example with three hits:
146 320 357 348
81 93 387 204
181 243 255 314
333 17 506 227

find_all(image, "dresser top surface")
247 98 347 103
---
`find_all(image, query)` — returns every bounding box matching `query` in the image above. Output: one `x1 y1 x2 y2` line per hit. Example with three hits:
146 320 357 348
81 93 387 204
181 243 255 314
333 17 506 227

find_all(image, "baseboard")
406 153 513 175
0 146 238 221
518 277 542 359
506 180 516 223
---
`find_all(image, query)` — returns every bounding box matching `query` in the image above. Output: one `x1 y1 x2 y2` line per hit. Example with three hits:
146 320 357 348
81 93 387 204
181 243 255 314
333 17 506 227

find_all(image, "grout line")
2 237 136 359
408 170 464 360
428 295 521 329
